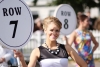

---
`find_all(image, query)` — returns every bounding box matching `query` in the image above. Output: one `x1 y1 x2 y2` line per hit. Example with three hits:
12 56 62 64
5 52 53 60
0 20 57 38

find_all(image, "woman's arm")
14 48 40 67
90 32 99 53
63 36 88 67
14 50 27 67
68 31 76 46
28 48 40 67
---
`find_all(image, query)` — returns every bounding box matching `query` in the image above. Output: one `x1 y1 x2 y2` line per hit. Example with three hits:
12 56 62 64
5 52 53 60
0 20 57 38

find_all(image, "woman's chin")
50 38 57 41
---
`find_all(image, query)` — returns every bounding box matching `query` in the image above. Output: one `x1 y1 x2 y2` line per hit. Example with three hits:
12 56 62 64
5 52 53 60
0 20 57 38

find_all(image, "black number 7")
9 20 18 38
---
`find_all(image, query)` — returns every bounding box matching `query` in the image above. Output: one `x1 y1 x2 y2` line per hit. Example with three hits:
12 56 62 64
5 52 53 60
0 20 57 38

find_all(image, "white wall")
90 7 99 18
30 6 57 19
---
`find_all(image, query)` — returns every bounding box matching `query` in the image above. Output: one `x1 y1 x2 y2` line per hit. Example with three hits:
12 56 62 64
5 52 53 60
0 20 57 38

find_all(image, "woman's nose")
52 31 57 34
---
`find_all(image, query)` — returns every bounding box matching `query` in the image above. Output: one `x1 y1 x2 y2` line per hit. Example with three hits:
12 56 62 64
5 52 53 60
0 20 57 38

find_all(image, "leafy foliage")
49 0 100 12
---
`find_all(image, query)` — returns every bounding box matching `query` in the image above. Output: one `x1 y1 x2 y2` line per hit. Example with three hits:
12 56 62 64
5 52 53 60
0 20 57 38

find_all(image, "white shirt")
0 45 13 67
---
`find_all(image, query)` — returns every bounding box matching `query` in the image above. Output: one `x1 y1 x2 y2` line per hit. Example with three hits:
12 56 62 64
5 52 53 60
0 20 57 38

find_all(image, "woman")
14 17 87 67
68 14 99 67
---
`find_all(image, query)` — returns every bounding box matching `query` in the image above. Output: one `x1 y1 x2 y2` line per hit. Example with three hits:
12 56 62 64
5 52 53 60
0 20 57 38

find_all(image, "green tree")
32 0 38 6
49 0 99 13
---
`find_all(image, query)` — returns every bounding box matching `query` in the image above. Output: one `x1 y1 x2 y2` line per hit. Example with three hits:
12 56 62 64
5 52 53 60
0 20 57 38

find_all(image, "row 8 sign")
54 4 77 35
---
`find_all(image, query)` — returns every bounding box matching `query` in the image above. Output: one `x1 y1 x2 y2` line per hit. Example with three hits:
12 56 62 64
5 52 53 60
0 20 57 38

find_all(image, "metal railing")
21 30 100 61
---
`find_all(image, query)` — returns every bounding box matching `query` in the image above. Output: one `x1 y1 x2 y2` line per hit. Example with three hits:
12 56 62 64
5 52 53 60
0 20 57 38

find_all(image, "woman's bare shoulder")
31 47 40 58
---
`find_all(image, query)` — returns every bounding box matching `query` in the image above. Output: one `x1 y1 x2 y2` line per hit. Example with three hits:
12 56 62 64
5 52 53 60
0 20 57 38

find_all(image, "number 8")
64 19 68 29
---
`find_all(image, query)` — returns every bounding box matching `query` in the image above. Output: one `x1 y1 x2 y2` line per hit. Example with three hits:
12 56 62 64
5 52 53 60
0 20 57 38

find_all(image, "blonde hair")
43 16 62 30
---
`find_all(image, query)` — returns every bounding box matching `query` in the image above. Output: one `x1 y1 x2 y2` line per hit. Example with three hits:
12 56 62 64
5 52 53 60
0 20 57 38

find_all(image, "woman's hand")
13 50 24 61
62 36 68 41
62 36 68 45
13 50 27 67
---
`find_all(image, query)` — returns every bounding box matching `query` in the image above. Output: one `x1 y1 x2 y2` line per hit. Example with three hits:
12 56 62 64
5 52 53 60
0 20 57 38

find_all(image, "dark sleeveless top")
38 44 69 67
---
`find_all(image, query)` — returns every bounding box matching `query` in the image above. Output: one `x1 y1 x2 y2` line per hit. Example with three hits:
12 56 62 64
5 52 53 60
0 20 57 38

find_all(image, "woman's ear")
44 29 47 34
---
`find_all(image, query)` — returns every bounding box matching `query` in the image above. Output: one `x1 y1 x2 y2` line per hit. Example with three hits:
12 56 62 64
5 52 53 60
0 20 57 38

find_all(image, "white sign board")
54 4 77 35
0 0 33 49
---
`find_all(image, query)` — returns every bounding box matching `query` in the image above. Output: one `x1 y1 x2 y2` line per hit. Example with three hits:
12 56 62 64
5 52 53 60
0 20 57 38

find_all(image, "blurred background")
21 0 100 67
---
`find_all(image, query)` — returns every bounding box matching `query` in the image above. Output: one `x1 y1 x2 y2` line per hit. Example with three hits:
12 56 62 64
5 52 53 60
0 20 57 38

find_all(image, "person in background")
0 45 13 67
33 17 44 36
77 11 83 28
13 16 87 67
34 18 43 32
68 14 99 67
8 53 18 67
94 17 100 31
77 11 82 19
85 11 93 30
